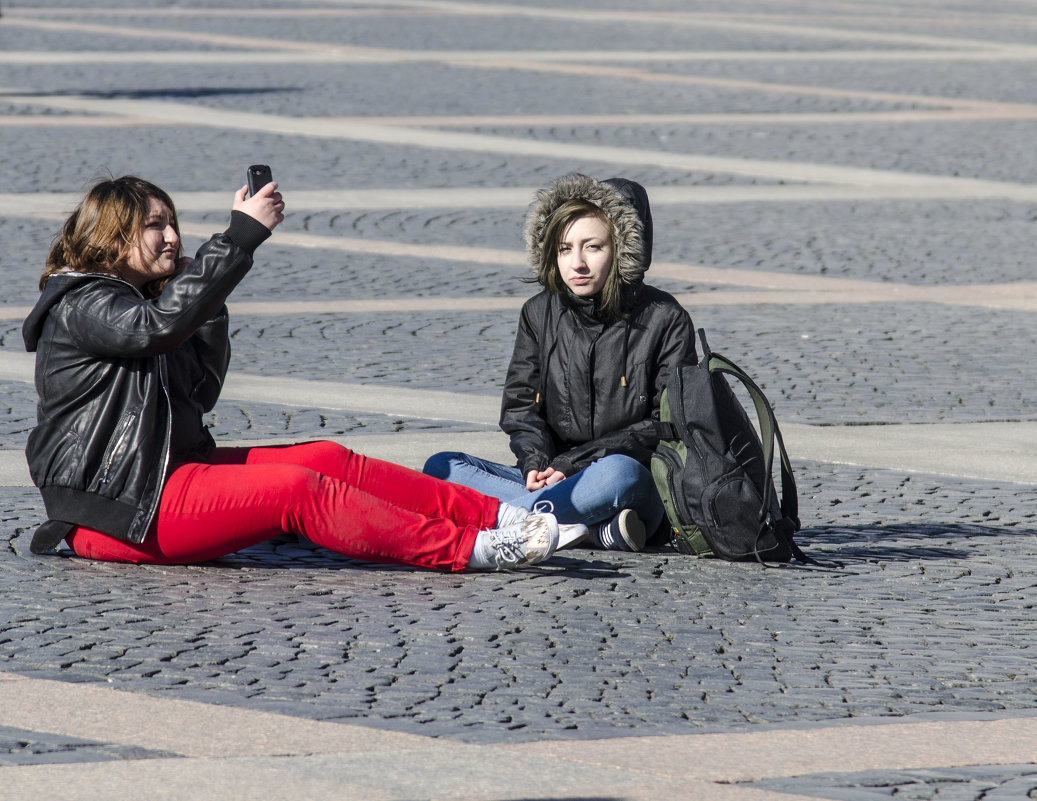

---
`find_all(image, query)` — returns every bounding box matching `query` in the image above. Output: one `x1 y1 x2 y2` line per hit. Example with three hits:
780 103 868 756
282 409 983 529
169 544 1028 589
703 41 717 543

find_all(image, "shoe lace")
532 500 555 515
487 527 528 565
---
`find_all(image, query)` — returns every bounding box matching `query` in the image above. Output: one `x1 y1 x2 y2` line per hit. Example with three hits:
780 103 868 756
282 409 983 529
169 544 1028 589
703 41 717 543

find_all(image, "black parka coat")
500 174 697 478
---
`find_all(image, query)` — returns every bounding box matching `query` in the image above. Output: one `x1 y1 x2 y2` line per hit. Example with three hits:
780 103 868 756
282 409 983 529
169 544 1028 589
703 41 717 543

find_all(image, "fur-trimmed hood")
524 173 653 288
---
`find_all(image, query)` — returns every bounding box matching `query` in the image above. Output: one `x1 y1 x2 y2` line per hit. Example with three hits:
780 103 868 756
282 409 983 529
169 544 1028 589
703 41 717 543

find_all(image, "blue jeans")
422 451 665 536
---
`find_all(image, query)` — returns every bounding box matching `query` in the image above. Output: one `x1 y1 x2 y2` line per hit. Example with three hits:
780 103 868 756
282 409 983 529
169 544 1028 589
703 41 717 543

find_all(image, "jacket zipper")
100 411 138 484
137 353 173 538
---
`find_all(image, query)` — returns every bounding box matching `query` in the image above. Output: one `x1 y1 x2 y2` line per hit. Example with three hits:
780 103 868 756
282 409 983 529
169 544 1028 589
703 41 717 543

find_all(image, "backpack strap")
704 335 844 569
656 329 797 529
700 329 800 534
654 421 679 440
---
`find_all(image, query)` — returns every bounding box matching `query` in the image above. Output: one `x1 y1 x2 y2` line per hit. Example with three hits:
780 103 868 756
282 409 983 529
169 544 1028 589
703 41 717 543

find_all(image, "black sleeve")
499 296 558 477
63 216 268 359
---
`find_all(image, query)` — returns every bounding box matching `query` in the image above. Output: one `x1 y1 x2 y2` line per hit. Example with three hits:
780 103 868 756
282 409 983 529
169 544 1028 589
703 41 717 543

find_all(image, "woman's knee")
422 451 464 478
298 439 353 465
588 454 655 503
596 454 651 484
281 462 322 491
249 440 354 473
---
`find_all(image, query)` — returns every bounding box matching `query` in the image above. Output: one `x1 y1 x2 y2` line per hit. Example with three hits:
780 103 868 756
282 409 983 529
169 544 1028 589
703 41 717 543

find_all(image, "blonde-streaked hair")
537 199 625 322
525 174 647 324
41 175 181 296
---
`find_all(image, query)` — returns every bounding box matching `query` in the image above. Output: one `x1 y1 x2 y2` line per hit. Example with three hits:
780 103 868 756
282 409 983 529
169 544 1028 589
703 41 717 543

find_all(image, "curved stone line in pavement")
1 257 1035 317
10 179 1037 221
376 1 1037 53
4 89 1037 196
5 49 1037 65
3 285 1036 322
1 350 1035 485
5 208 1035 309
0 673 1034 801
10 108 1037 126
447 56 1037 115
16 22 1033 112
5 1 1034 53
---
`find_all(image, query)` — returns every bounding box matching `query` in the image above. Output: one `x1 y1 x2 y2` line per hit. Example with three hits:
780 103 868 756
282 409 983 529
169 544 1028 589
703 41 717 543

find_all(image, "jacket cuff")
520 458 545 478
549 456 576 476
225 210 272 255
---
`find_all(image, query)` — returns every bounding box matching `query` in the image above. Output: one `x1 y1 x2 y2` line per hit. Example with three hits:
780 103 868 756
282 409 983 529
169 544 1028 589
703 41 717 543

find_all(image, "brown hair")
537 199 624 322
41 176 181 296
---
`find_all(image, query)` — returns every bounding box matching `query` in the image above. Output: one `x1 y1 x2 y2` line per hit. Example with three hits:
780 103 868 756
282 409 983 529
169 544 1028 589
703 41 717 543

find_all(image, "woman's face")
557 213 613 298
124 197 180 290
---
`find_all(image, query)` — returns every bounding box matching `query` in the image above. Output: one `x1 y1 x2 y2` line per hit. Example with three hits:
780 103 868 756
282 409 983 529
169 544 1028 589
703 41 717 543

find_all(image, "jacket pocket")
95 408 140 492
593 361 651 431
26 422 84 488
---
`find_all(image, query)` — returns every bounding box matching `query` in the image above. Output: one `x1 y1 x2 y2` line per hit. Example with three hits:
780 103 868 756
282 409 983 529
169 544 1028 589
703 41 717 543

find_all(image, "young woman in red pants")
22 176 579 571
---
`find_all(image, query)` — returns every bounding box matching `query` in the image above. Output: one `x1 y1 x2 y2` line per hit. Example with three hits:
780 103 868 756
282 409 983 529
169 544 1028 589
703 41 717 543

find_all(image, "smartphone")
246 164 273 196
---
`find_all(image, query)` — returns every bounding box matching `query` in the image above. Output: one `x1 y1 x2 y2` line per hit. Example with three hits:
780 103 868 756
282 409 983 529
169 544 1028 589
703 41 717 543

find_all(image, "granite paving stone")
3 1 1037 797
750 765 1037 801
0 123 742 197
3 464 1037 746
0 725 180 766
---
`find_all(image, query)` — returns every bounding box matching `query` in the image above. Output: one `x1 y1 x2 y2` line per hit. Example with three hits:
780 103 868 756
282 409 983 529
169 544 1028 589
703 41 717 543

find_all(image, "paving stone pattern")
0 725 178 767
210 303 1037 424
0 121 666 195
2 1 1037 795
3 465 1036 747
751 765 1037 801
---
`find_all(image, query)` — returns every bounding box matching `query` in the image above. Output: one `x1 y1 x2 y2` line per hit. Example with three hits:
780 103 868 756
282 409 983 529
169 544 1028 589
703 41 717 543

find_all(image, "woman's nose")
164 225 179 243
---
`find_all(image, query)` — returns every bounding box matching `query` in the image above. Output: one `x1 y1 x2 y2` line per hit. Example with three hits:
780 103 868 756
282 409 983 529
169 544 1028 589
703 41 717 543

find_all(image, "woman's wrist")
225 210 272 255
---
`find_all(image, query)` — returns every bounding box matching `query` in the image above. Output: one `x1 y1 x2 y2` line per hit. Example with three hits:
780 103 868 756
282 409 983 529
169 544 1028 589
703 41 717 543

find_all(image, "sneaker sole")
557 524 590 550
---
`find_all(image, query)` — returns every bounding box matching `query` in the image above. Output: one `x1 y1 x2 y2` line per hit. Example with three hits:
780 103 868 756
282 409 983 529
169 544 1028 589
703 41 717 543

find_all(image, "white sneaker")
557 522 590 549
468 513 560 571
495 501 530 528
530 500 589 550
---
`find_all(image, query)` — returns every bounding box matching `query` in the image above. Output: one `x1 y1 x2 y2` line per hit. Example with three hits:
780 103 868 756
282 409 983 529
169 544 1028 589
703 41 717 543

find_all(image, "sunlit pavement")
1 3 1036 799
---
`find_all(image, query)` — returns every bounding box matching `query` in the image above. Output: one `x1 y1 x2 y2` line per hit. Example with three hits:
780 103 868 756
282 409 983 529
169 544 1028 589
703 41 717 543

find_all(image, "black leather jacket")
501 284 695 478
22 212 269 548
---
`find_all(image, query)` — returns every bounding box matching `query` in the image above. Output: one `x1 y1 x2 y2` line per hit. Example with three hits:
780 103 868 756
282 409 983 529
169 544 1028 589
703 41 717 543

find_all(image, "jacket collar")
22 272 139 353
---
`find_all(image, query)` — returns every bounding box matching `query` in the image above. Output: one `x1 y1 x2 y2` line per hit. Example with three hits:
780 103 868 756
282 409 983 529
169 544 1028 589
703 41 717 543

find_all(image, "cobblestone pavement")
2 1 1037 799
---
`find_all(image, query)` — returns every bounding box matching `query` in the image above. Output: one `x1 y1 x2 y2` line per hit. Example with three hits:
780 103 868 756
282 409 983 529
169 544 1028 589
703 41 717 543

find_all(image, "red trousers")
66 441 497 571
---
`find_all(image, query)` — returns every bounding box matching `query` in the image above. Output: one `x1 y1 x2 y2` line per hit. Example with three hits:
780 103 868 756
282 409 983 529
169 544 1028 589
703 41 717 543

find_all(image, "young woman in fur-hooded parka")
424 173 696 550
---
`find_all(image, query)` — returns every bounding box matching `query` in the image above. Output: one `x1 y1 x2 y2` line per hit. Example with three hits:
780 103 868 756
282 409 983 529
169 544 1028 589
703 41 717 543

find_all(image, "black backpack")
651 329 804 562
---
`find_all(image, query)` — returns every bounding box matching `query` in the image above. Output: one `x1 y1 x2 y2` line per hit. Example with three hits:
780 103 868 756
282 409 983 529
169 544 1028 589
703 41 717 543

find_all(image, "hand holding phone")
247 164 273 196
236 165 284 231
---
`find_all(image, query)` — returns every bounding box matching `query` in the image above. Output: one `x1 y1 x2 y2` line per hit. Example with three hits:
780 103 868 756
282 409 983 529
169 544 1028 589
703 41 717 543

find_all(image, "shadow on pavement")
799 522 1028 564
